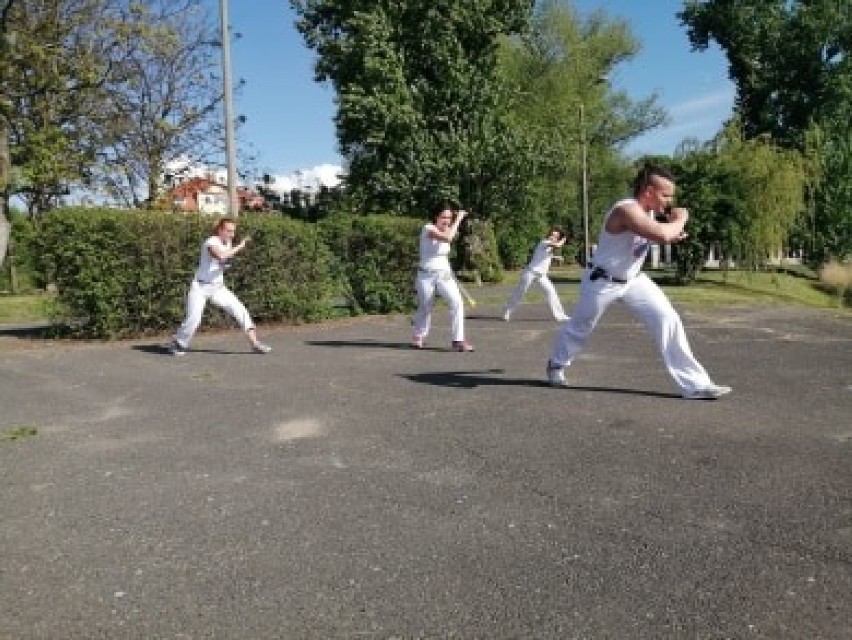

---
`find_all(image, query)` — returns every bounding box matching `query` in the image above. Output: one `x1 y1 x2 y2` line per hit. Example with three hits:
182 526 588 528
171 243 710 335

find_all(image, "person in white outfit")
546 164 731 400
411 201 474 352
502 226 569 322
170 217 271 356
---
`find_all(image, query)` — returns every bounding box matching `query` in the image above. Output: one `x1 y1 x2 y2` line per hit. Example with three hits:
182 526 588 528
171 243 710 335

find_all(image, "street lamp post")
579 102 590 266
219 0 239 216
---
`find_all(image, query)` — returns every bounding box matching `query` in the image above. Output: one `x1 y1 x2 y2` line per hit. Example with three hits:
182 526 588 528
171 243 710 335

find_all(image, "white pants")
504 270 566 320
549 272 714 393
412 269 465 343
174 280 254 348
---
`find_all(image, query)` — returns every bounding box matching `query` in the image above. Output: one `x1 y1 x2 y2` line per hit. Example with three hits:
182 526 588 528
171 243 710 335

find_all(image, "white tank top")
526 239 554 275
591 198 653 281
418 224 451 271
194 236 230 284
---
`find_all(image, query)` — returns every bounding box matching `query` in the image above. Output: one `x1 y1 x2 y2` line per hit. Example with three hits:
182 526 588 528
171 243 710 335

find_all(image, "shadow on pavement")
400 369 545 389
131 344 244 356
401 369 680 397
0 323 58 339
306 339 443 351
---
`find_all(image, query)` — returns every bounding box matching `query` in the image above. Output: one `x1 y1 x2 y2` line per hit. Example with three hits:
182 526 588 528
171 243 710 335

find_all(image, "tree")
291 0 533 215
680 0 852 262
92 0 225 209
0 0 120 218
679 0 851 147
804 115 852 263
496 1 667 259
670 121 806 280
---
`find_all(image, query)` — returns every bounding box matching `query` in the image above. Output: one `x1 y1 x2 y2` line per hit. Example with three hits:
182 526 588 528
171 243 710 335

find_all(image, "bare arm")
428 210 468 243
546 236 567 248
208 236 250 261
605 202 688 244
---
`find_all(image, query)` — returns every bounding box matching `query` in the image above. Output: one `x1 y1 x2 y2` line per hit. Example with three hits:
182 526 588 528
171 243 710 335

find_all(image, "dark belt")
588 264 628 284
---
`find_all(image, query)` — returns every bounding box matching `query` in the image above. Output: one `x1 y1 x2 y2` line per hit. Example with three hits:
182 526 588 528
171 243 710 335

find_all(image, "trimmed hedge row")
27 208 503 338
320 214 422 314
36 209 337 337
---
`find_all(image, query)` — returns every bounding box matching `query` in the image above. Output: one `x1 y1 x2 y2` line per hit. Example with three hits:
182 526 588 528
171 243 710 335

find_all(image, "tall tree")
497 1 667 256
679 0 851 148
671 121 806 279
291 0 533 215
680 0 852 261
93 0 224 209
0 0 119 218
804 114 852 263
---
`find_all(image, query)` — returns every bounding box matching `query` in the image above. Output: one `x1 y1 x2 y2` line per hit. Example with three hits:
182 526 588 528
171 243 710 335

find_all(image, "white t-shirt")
418 224 451 271
194 236 231 284
526 239 555 275
591 198 653 280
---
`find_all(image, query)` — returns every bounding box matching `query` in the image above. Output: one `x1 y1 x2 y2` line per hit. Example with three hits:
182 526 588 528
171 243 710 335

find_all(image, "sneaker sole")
546 362 566 387
681 387 732 400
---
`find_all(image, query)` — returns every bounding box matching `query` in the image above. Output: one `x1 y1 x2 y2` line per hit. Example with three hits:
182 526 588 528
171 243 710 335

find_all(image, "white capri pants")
505 269 566 319
412 269 465 343
549 271 714 393
174 280 254 348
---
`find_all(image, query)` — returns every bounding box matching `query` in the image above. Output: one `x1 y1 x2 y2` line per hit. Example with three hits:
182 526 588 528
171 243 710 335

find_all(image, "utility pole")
0 120 10 267
579 102 590 266
1 29 13 265
578 76 607 266
219 0 239 216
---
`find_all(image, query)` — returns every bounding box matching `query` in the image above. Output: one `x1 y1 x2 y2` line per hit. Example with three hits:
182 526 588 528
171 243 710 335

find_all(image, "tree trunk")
0 119 11 267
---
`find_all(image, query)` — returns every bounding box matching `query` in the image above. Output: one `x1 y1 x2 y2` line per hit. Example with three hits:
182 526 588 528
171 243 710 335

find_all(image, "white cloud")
626 87 736 156
668 88 735 118
163 157 345 194
267 163 344 195
163 156 229 184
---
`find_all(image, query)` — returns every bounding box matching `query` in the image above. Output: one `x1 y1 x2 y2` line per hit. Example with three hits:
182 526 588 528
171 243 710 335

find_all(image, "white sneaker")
556 314 570 322
252 342 272 354
546 360 566 387
681 383 732 400
501 310 511 321
169 339 187 356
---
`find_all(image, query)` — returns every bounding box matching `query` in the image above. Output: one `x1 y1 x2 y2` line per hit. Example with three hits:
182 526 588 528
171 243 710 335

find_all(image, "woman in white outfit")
411 201 474 352
502 226 569 322
546 164 731 400
170 217 271 356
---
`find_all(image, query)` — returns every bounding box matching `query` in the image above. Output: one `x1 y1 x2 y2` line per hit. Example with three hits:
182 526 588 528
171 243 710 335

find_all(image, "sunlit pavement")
2 298 851 638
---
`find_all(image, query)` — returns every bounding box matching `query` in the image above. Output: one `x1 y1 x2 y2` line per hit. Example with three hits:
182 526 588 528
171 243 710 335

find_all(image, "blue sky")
223 0 735 177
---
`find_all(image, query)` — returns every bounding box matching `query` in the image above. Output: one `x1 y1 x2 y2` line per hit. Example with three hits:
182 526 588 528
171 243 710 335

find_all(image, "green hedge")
38 209 335 338
319 214 421 314
31 208 502 338
1 213 41 292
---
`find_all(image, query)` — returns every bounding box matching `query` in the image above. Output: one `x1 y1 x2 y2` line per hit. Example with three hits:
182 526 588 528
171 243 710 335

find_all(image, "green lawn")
543 265 847 310
0 292 54 325
0 266 847 327
656 268 844 308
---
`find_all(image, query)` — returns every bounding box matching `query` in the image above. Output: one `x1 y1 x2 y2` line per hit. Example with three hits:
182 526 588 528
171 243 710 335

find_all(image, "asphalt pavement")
1 288 851 639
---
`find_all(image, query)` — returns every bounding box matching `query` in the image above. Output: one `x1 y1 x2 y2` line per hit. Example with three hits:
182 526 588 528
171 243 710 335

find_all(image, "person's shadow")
400 368 679 397
306 339 443 351
131 344 242 356
0 324 59 339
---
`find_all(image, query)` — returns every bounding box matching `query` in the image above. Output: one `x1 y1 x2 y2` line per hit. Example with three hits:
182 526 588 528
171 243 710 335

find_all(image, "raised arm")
428 210 468 243
606 201 688 244
208 235 251 261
